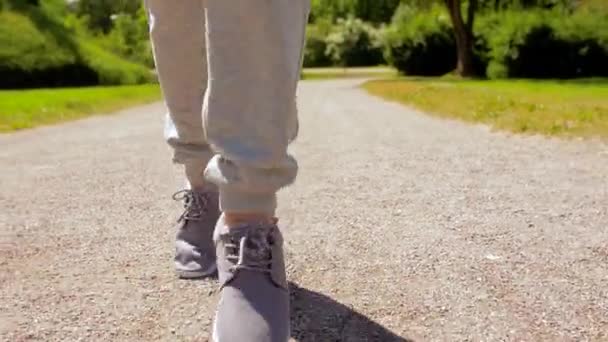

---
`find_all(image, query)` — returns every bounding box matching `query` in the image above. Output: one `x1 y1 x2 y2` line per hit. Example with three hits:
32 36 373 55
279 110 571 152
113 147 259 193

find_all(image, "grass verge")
363 77 608 138
0 84 161 132
302 67 397 80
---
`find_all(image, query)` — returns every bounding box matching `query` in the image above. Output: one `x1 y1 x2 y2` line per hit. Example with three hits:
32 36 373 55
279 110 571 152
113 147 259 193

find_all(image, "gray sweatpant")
145 0 310 215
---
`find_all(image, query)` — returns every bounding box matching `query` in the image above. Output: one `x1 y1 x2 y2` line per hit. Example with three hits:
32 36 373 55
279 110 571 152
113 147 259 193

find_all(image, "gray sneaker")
212 215 289 342
173 188 220 279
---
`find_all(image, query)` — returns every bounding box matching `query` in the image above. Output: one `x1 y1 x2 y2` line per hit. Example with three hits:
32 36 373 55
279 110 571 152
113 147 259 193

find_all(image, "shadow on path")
290 283 414 342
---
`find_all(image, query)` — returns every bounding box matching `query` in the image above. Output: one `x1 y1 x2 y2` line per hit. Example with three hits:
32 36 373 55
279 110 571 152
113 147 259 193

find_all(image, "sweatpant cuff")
219 188 277 216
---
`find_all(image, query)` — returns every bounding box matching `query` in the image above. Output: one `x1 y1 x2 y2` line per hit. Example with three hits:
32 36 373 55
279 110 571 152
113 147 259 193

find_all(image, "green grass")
302 66 397 80
0 84 161 132
363 77 608 138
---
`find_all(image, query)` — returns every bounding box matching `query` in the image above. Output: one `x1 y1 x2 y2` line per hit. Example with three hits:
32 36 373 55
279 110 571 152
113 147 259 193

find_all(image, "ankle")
190 184 207 193
224 212 276 228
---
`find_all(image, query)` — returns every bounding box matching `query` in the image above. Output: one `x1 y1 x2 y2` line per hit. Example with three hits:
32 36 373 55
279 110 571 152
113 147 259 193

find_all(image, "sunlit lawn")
0 84 161 132
302 66 397 80
364 77 608 138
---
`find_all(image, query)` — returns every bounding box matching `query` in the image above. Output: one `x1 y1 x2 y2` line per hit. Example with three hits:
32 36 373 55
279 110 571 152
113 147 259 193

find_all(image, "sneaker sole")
176 262 217 279
212 299 221 342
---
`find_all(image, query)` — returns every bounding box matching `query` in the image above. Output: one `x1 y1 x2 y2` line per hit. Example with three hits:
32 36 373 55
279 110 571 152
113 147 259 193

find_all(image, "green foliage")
383 4 457 75
480 9 608 78
78 40 153 85
0 11 75 70
72 0 153 68
3 0 607 88
310 0 401 24
325 17 384 67
347 0 402 23
0 2 89 88
304 16 384 67
303 19 333 67
0 6 153 88
75 0 140 33
478 0 577 10
97 5 154 68
309 0 349 22
382 3 608 78
579 0 608 12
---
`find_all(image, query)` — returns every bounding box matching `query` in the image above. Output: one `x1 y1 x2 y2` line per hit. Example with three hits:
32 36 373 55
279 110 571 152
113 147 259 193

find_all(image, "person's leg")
204 1 308 219
145 0 220 279
146 0 212 189
203 1 310 340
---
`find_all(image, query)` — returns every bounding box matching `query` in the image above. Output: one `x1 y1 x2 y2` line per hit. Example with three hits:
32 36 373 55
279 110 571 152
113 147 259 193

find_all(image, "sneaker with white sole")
212 215 290 342
173 188 220 279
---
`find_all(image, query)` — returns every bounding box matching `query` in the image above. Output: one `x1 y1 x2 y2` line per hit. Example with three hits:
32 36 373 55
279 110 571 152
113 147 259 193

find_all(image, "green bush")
74 0 141 34
96 5 154 68
552 9 608 77
383 4 608 78
303 20 333 67
481 9 608 78
0 7 153 88
325 16 384 67
0 11 76 70
0 10 91 88
383 5 457 76
310 0 400 24
79 40 153 85
304 17 384 68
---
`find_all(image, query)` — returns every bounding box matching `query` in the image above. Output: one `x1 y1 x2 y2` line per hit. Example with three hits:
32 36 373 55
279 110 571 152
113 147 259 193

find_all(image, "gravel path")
1 79 607 341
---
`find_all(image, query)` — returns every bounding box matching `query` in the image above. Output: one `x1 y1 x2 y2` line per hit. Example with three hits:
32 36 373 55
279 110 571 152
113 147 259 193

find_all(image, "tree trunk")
443 0 477 77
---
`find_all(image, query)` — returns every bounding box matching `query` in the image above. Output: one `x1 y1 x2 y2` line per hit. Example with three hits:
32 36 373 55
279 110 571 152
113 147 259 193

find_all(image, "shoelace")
172 189 210 223
222 227 275 273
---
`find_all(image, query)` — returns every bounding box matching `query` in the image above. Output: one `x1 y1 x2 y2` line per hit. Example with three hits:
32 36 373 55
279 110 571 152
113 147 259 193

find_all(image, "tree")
443 0 477 77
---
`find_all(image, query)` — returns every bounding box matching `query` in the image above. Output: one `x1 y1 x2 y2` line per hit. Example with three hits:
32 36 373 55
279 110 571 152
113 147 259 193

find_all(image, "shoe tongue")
224 225 274 265
216 221 288 290
242 229 273 262
232 224 272 239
